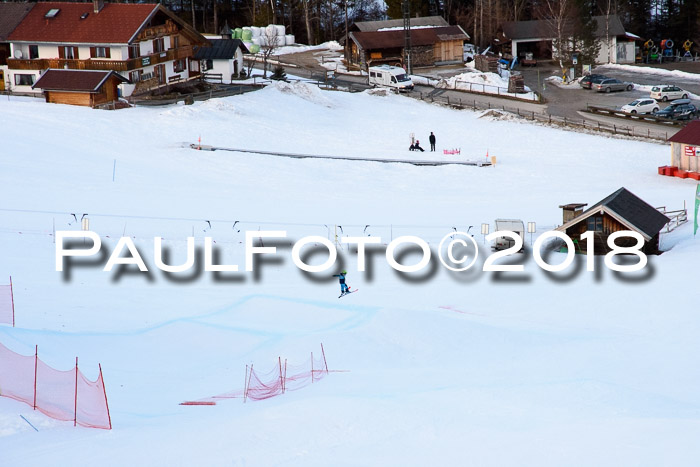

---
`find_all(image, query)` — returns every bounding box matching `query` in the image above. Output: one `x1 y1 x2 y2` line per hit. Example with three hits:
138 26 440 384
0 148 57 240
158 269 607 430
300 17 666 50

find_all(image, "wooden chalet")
6 1 207 97
32 69 129 107
556 188 670 255
347 17 469 69
660 121 700 180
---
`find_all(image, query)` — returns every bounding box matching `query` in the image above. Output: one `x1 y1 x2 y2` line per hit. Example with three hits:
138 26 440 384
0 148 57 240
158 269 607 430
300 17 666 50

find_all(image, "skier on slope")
333 270 350 296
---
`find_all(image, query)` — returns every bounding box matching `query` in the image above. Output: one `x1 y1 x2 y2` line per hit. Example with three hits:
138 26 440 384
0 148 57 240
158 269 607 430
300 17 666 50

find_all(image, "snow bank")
268 80 335 107
602 63 700 81
437 70 537 100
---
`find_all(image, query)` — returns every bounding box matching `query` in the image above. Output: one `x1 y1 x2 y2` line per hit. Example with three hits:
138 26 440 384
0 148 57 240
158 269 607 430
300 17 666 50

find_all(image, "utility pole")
403 0 412 74
344 0 349 62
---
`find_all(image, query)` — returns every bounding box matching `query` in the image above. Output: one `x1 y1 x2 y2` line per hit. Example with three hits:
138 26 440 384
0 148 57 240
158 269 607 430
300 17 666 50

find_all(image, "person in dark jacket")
429 132 436 151
412 140 425 152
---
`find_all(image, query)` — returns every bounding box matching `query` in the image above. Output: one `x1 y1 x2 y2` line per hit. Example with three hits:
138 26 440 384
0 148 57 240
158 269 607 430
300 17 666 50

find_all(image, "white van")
368 65 414 92
492 219 525 251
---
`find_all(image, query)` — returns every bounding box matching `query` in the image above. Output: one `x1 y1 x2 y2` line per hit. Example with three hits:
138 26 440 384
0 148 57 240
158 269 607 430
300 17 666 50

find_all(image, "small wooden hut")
32 69 129 107
556 188 670 255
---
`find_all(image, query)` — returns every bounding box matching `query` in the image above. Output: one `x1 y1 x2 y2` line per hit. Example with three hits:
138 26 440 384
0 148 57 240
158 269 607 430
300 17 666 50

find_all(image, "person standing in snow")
333 270 350 295
429 132 436 152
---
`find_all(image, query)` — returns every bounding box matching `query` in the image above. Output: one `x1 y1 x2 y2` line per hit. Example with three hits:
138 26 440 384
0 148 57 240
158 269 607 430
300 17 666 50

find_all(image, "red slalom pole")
33 345 38 410
321 343 329 373
74 357 78 427
99 364 112 430
9 276 15 327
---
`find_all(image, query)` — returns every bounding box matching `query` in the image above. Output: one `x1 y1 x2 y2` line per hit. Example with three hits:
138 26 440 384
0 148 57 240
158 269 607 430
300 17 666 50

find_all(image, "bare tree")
302 0 314 45
261 29 282 78
542 0 571 75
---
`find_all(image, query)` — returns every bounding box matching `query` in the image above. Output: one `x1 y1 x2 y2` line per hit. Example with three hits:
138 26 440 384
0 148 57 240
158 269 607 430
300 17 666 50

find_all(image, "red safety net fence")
181 344 332 406
0 276 15 326
0 342 112 429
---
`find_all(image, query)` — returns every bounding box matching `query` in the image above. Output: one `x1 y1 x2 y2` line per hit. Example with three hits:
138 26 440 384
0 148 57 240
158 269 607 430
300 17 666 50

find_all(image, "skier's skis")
338 289 358 298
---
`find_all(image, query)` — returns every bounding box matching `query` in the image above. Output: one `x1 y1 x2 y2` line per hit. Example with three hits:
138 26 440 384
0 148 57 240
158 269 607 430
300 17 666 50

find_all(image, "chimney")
559 203 587 224
93 0 104 14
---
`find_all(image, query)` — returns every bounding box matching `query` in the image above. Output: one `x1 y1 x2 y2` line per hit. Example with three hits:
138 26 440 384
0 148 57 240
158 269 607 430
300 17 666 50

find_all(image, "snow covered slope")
1 82 699 466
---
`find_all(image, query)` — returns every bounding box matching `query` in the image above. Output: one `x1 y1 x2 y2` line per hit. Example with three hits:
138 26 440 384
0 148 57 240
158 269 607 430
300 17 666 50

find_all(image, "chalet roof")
501 15 627 41
0 2 35 42
557 187 669 241
8 2 159 44
33 69 129 92
350 26 468 50
351 16 449 32
668 120 700 146
194 39 249 60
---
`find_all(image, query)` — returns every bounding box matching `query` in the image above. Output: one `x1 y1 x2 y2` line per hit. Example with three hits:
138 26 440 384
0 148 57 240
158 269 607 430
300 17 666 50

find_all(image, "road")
273 49 693 137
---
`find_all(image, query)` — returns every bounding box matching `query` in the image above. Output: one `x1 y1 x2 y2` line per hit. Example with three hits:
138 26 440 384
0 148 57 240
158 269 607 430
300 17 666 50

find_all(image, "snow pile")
437 70 537 100
269 80 335 108
273 41 342 56
602 63 700 81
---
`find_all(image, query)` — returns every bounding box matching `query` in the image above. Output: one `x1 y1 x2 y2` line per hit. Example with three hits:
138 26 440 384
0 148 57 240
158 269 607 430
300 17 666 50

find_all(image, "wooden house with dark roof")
556 188 670 255
6 0 207 96
32 69 129 107
660 121 700 180
348 24 469 69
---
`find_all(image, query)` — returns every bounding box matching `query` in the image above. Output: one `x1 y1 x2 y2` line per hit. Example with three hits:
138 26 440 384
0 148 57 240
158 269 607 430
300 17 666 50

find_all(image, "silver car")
594 78 634 93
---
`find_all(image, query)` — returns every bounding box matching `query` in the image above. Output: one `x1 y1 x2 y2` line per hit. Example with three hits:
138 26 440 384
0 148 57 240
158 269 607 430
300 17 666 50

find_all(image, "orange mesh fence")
0 277 15 326
0 342 111 429
183 345 331 405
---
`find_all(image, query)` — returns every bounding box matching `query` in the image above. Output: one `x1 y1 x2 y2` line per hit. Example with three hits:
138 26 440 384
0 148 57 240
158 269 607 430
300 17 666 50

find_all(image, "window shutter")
90 47 96 58
58 47 65 59
105 47 111 58
73 47 79 59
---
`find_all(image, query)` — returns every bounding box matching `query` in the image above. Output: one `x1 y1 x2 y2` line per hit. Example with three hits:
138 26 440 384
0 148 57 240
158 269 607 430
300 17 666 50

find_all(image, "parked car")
580 74 608 89
650 85 689 102
593 78 634 93
655 99 697 120
621 98 660 114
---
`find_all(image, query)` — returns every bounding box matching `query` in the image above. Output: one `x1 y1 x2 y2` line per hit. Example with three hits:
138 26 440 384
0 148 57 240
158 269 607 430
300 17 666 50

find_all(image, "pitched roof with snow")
558 187 669 240
8 2 159 44
351 16 449 33
33 69 129 92
668 121 700 146
351 26 468 50
194 39 249 60
0 2 35 42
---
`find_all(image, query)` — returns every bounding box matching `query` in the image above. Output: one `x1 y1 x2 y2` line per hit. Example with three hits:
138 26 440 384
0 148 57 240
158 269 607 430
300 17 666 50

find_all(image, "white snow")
273 41 343 56
602 63 700 81
437 70 537 100
1 80 700 466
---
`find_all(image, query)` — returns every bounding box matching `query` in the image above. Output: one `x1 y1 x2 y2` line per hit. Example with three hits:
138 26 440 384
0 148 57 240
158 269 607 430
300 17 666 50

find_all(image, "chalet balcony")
7 45 194 72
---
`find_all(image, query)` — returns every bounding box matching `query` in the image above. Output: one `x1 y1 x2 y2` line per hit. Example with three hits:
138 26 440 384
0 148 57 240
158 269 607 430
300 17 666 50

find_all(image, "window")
153 38 165 53
14 74 35 86
128 45 140 59
173 58 186 73
171 35 179 49
203 59 213 71
29 45 39 59
91 47 110 58
587 216 603 232
129 70 142 82
59 46 78 60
